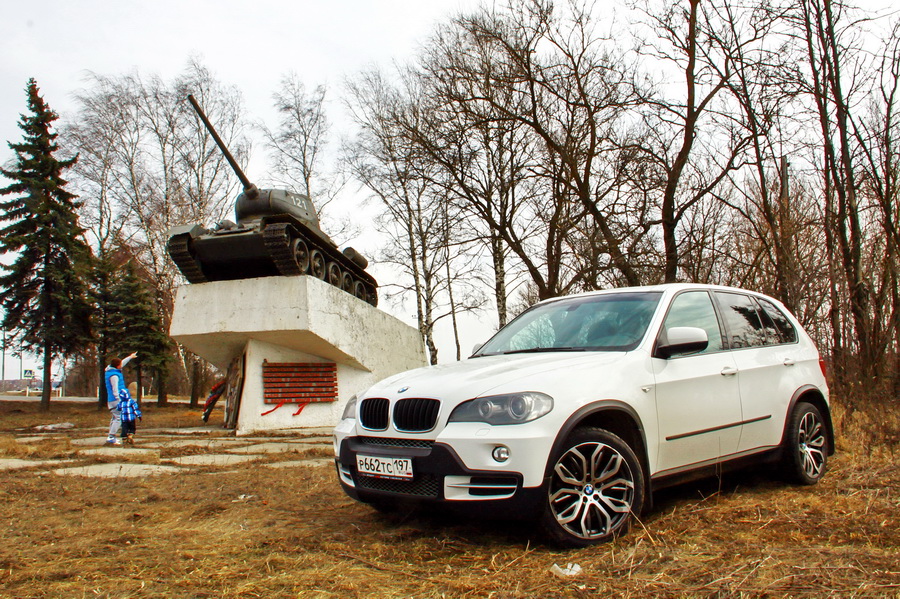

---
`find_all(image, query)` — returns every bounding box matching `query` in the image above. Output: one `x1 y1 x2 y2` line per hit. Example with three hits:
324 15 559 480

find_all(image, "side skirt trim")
651 444 780 482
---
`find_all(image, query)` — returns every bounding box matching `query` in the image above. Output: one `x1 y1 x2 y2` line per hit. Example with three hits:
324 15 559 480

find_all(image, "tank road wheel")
367 286 379 307
326 262 342 287
309 250 326 280
539 427 644 548
353 280 368 301
341 272 354 293
291 238 311 274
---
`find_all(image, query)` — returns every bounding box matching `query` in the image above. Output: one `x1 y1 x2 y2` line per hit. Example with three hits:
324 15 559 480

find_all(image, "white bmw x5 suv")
333 284 833 547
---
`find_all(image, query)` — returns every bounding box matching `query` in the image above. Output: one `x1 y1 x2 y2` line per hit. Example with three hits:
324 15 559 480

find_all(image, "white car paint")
334 283 830 541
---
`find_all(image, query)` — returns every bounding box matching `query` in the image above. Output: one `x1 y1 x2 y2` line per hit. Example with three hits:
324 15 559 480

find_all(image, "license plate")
356 455 414 480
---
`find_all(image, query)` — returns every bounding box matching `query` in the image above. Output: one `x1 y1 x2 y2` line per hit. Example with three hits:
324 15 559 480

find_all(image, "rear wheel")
782 402 828 485
539 427 644 547
309 250 326 280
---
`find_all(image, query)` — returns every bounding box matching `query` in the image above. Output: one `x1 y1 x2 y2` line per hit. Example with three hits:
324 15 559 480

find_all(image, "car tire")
782 402 829 485
539 427 645 547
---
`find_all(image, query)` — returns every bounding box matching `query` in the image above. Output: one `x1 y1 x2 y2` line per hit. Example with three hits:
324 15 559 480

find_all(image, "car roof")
534 283 783 307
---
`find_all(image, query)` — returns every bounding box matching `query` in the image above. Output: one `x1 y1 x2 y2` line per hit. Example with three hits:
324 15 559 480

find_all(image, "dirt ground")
0 399 898 598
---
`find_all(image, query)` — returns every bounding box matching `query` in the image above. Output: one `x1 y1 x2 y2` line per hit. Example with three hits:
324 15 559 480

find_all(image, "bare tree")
69 60 250 399
630 0 763 283
440 1 649 291
851 20 900 385
415 18 548 323
786 0 880 378
263 73 348 201
345 70 483 363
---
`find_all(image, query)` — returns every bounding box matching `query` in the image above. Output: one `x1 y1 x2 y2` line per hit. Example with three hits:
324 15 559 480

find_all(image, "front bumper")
336 435 546 517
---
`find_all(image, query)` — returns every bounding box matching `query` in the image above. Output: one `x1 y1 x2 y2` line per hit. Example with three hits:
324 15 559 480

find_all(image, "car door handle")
720 367 738 376
783 358 796 366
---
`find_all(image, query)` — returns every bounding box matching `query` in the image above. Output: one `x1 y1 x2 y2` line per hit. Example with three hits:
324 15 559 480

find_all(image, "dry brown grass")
0 399 210 432
0 398 898 598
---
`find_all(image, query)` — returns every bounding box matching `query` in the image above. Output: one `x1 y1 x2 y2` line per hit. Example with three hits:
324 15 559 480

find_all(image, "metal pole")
1 329 5 381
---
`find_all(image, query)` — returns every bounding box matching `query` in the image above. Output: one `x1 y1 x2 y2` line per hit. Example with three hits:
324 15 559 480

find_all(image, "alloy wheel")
798 410 826 479
548 441 636 540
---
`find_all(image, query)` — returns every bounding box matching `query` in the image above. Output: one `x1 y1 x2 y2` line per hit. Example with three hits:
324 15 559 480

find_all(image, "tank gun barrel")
186 94 257 199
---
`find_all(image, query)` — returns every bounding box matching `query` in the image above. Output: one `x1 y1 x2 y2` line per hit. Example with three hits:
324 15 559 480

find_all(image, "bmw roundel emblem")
397 386 409 394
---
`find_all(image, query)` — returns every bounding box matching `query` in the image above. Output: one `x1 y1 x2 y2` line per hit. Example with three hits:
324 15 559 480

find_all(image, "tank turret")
166 95 377 306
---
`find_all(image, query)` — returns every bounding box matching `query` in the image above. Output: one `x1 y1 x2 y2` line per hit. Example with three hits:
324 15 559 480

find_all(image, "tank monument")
168 95 425 435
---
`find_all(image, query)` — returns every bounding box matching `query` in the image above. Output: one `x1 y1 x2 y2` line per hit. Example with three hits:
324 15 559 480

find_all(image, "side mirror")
655 327 708 359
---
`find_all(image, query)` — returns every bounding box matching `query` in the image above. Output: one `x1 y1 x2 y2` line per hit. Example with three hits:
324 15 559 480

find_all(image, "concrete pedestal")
169 276 426 435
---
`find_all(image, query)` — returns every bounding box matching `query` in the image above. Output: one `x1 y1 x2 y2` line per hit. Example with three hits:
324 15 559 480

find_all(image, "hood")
365 351 626 404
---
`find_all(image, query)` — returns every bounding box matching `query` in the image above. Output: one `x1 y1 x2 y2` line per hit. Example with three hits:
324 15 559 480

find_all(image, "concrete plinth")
169 276 426 435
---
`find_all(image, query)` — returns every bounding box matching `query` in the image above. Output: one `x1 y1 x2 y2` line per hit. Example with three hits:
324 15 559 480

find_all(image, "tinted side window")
715 292 767 349
758 298 798 344
662 291 724 354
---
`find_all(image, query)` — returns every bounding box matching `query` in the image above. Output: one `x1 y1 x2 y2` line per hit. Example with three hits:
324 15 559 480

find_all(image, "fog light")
492 445 510 463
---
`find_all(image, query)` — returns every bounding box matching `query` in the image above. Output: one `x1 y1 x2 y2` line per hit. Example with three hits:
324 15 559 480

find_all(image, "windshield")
474 292 663 356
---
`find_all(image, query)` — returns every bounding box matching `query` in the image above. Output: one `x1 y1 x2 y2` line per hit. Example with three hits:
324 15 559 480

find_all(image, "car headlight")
341 395 358 420
448 392 553 425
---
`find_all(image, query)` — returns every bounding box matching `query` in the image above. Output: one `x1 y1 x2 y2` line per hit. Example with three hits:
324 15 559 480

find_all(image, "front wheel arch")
539 426 646 547
546 402 651 510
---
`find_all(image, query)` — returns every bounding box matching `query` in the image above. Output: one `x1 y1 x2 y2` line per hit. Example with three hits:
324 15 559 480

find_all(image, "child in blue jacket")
118 387 142 445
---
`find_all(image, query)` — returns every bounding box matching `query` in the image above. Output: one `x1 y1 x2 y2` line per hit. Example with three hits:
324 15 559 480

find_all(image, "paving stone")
70 437 117 447
33 422 76 432
138 438 250 450
0 458 51 470
7 426 337 476
163 453 263 467
226 442 309 455
1 458 80 470
52 463 182 478
282 426 334 436
233 427 333 440
263 458 333 469
144 427 232 437
289 436 333 444
14 436 55 444
78 447 160 462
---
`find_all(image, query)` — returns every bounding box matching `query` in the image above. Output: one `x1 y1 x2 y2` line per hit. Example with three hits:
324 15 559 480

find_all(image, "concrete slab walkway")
163 453 263 467
5 425 334 478
54 463 183 478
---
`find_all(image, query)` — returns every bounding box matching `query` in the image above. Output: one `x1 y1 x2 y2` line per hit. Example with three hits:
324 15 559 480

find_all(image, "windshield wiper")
497 346 588 355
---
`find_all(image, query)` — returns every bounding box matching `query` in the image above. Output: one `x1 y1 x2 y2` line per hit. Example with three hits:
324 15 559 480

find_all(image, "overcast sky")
1 0 486 147
1 0 489 377
0 0 893 378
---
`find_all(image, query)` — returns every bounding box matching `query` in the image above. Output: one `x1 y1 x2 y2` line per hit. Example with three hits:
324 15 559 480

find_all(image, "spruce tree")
110 261 170 404
92 250 118 407
0 79 93 411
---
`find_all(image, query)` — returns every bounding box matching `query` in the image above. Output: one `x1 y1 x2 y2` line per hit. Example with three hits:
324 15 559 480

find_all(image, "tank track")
262 220 378 306
167 233 208 283
263 222 304 276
